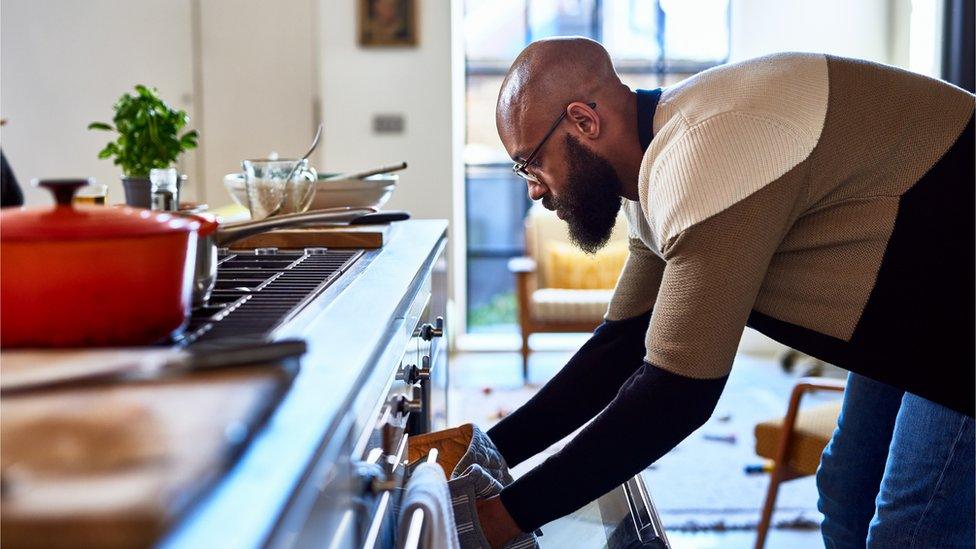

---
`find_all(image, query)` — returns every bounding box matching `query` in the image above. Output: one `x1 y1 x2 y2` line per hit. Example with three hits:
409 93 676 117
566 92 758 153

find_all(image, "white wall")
0 0 319 207
317 1 456 221
730 0 898 64
1 0 196 205
317 0 463 319
196 0 318 205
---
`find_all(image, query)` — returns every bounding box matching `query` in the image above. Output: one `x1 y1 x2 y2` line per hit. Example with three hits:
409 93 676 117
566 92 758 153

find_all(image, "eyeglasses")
512 102 597 182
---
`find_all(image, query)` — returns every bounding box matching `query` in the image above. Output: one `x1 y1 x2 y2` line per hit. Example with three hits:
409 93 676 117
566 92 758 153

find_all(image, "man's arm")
487 237 665 468
493 167 805 534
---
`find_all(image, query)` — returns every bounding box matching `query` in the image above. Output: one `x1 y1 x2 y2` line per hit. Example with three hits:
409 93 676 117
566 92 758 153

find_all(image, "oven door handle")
361 430 410 549
397 448 438 549
400 507 427 549
623 474 671 548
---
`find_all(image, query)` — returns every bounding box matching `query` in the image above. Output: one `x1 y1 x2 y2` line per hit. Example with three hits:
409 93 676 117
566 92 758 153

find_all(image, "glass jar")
150 168 179 211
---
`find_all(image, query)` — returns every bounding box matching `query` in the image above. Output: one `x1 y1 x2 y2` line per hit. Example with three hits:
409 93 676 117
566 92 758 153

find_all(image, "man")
477 37 975 547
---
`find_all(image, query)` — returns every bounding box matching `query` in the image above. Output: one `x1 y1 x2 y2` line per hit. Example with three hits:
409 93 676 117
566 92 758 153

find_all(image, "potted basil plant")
88 85 199 208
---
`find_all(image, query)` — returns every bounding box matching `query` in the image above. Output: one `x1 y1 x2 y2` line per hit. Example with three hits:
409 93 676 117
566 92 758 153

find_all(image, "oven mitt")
449 464 539 549
408 423 513 486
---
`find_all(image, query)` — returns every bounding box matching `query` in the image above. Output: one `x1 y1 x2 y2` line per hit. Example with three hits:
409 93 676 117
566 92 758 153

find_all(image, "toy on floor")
702 433 737 444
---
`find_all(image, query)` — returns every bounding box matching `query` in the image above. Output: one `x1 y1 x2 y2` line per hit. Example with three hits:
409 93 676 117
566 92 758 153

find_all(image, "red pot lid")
1 179 199 241
180 212 220 236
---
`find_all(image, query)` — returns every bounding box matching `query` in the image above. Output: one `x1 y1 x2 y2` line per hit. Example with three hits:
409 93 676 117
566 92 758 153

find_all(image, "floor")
446 348 836 549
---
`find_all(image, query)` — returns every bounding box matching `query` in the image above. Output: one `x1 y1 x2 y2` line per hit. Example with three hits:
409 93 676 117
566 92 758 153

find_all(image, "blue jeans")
816 373 975 548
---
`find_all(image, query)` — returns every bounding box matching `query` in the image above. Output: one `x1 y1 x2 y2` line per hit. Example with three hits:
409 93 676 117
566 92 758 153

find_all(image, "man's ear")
567 102 600 139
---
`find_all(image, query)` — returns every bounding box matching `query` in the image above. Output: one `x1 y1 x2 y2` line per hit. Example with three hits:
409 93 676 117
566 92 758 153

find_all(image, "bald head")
494 36 645 235
496 37 622 137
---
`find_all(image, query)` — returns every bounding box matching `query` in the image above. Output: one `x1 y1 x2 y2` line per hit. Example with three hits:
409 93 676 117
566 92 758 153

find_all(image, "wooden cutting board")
232 224 391 249
0 348 183 393
0 365 295 549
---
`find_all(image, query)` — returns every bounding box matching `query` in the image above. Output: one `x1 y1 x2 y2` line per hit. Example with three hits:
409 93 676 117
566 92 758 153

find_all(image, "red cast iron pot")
1 179 199 347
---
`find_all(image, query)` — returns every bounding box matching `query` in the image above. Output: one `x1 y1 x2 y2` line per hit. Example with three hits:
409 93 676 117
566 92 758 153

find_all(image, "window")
463 0 730 333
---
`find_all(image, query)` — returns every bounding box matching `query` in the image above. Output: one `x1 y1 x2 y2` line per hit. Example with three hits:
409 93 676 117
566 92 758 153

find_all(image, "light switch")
373 113 405 134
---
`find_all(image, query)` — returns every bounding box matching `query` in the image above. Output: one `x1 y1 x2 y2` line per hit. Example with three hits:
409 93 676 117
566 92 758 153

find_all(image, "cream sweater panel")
634 52 830 252
621 199 661 256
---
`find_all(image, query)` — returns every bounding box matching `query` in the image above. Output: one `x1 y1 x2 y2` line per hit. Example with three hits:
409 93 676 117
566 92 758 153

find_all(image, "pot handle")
214 206 377 247
348 210 410 225
34 178 95 207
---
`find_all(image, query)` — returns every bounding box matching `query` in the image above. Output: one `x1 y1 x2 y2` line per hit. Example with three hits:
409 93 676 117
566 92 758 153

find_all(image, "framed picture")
359 0 418 47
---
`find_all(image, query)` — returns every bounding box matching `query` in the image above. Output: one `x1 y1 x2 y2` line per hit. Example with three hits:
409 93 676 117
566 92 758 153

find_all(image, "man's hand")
476 495 522 548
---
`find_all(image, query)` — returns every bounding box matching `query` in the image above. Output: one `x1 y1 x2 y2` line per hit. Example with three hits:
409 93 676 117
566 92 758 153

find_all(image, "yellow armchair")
508 204 630 380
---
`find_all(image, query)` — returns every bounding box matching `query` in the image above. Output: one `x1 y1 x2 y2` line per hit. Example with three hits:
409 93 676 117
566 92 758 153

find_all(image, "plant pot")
122 175 186 208
122 176 152 208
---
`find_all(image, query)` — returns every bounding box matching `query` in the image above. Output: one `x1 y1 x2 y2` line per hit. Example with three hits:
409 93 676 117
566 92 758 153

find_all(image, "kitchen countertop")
161 219 448 548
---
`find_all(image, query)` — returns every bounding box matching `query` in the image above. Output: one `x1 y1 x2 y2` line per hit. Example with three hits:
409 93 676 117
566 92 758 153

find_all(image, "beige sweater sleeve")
605 237 666 321
644 164 807 379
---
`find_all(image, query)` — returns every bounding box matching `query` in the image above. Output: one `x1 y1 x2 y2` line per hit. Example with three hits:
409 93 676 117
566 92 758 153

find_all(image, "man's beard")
541 135 623 253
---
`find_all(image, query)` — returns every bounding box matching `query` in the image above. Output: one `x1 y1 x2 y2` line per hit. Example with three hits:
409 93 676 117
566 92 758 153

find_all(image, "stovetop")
179 247 363 347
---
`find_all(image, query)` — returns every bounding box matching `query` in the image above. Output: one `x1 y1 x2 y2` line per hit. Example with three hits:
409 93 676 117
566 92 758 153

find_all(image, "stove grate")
181 249 362 346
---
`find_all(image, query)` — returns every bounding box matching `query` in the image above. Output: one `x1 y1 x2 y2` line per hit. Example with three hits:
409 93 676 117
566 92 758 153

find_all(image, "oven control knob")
419 317 444 341
254 247 279 255
396 364 417 383
303 247 329 255
392 394 422 415
398 362 430 384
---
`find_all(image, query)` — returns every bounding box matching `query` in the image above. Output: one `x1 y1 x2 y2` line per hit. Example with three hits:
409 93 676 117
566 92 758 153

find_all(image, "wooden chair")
508 205 629 381
753 376 846 549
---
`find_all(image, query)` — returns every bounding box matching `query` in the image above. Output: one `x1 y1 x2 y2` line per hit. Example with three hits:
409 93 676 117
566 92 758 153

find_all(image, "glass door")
538 474 669 548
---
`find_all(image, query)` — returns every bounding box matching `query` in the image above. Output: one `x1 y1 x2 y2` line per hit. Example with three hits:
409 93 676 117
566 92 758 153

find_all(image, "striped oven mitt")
449 464 539 549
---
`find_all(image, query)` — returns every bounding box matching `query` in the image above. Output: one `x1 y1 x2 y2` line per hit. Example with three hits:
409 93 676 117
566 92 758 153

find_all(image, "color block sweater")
488 52 975 532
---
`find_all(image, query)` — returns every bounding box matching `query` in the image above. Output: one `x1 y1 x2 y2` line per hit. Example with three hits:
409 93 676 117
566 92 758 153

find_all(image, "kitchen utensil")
346 210 409 224
185 207 403 306
242 158 317 219
320 161 408 182
0 179 199 348
214 207 384 246
310 173 397 211
0 339 306 394
281 123 324 182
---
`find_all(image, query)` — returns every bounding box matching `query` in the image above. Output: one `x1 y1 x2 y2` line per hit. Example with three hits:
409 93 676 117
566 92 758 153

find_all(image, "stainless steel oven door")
397 473 668 549
536 474 670 549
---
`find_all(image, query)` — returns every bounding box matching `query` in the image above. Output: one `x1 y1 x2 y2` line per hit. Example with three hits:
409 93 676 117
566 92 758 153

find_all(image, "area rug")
448 351 843 532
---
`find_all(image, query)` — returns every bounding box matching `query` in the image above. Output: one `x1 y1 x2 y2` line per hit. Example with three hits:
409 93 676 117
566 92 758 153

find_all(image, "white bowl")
223 173 397 212
310 174 396 210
